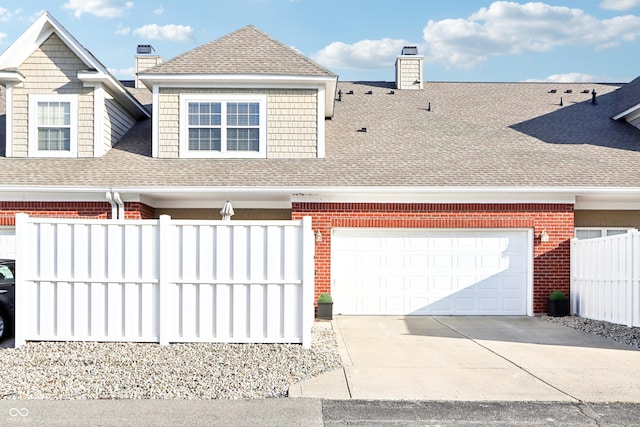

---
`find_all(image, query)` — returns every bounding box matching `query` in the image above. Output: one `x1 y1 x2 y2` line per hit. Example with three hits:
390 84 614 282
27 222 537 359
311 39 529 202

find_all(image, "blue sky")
2 1 640 83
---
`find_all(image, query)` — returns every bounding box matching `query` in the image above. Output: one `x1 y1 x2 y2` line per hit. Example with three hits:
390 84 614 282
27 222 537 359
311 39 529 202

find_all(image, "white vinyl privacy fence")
14 214 315 348
571 230 640 327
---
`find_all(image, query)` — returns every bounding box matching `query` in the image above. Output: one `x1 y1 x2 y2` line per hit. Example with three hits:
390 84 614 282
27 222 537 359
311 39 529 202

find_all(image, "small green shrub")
549 290 567 301
318 293 333 304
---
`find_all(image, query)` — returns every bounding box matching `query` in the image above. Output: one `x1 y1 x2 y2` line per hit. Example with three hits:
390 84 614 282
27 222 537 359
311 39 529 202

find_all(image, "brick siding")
0 201 155 225
292 202 574 314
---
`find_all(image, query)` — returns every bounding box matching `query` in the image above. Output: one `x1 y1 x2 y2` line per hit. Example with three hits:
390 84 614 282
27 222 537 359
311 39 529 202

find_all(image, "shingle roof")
140 25 335 77
613 76 640 117
1 80 640 189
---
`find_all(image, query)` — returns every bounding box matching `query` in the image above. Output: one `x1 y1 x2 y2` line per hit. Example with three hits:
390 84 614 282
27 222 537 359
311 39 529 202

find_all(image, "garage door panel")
0 227 16 259
332 229 530 316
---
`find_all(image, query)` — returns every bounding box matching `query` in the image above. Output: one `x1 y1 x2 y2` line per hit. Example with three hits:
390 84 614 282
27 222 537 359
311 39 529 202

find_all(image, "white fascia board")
0 12 95 72
77 72 150 120
2 185 640 209
612 103 640 121
139 73 338 117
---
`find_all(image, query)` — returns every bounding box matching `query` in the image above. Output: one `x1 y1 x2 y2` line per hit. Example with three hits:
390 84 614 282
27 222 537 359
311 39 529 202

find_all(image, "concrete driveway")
290 316 640 402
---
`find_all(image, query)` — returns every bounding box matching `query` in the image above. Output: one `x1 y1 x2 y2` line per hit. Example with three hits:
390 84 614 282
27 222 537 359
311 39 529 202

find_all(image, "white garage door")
0 227 16 259
332 229 531 315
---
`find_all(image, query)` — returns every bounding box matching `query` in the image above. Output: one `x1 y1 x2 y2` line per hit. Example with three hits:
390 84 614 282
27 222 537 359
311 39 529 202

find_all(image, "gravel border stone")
540 315 640 349
0 323 342 400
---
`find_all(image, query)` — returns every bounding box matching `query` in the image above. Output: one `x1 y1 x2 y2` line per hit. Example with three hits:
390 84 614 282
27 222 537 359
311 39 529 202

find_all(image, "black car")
0 259 15 340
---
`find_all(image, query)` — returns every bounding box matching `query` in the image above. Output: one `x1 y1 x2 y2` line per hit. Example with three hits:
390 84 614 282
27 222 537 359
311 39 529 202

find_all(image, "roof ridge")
140 24 336 77
241 25 336 77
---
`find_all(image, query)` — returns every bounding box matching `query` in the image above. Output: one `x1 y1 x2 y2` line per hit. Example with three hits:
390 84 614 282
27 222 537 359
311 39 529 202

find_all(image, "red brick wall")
0 201 155 225
292 202 574 314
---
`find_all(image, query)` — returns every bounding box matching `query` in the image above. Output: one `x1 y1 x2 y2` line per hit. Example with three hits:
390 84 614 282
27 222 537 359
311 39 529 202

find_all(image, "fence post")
301 216 315 349
13 213 30 348
570 238 576 316
630 231 639 327
158 215 172 345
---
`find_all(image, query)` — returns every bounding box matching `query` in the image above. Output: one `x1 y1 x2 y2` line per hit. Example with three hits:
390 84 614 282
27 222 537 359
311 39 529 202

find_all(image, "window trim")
28 94 78 158
179 94 267 159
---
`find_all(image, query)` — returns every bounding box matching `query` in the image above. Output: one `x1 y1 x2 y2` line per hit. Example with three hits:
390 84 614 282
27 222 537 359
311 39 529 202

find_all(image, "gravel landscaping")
0 323 342 400
540 315 640 349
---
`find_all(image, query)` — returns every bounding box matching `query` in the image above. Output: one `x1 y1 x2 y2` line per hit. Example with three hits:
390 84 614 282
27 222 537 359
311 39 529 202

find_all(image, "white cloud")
524 72 624 83
0 7 11 22
133 24 194 42
421 1 640 68
108 66 136 79
63 0 133 18
600 0 640 10
524 73 596 83
115 24 130 35
153 5 164 15
313 38 409 70
0 33 6 44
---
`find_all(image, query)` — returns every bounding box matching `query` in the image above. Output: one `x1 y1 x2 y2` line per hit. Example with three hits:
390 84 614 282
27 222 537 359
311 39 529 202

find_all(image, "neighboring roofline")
0 11 149 119
139 73 338 117
612 103 640 121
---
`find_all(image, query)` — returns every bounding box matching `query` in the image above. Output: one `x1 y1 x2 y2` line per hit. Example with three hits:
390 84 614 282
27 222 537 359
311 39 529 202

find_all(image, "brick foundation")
292 202 574 314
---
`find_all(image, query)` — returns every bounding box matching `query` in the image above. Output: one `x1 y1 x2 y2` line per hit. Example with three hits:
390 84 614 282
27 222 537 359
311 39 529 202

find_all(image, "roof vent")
137 44 155 55
401 46 418 55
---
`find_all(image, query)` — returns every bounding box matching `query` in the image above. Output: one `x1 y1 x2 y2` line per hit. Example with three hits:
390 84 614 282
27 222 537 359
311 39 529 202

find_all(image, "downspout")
113 192 125 220
105 191 117 219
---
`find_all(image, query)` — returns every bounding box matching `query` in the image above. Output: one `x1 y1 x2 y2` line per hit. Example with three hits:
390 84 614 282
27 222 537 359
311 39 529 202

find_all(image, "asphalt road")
1 399 639 426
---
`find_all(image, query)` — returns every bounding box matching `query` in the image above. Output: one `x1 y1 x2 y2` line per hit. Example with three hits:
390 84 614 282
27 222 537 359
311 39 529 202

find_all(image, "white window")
180 94 266 158
575 227 632 240
28 94 78 157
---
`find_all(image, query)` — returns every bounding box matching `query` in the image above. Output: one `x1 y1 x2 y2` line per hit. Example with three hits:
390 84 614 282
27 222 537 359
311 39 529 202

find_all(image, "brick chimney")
395 46 423 90
135 45 162 89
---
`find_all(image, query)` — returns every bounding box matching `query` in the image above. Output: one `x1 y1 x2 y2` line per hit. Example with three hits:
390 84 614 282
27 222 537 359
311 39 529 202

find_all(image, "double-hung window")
28 94 78 157
180 94 266 158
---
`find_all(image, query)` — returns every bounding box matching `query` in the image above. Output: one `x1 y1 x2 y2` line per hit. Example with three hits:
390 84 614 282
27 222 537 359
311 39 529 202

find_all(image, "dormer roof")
138 25 338 117
142 25 334 77
0 11 149 119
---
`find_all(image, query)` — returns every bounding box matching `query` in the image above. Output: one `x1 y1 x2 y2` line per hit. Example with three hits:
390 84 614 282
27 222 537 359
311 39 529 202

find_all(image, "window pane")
606 229 628 237
189 128 221 151
227 102 259 127
188 102 221 126
575 229 603 240
38 128 70 151
38 101 71 126
227 128 259 152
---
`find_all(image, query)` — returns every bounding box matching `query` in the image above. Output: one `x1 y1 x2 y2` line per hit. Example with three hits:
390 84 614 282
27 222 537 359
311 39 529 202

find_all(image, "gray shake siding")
104 95 136 152
157 88 318 159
